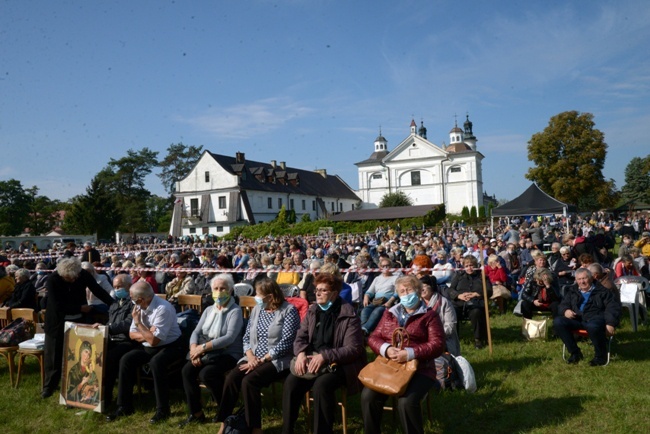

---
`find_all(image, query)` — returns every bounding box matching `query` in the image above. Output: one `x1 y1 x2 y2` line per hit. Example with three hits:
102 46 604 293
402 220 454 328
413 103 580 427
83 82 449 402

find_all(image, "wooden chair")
304 387 348 434
0 308 18 386
238 296 257 319
382 391 434 423
178 294 203 314
12 308 45 390
156 293 168 300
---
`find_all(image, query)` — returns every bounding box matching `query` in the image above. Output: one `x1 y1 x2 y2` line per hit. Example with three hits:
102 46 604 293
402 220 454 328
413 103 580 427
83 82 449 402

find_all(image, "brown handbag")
358 327 418 396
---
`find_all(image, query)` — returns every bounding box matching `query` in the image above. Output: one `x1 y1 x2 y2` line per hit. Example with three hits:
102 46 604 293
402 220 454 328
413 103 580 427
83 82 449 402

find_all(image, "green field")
2 309 649 434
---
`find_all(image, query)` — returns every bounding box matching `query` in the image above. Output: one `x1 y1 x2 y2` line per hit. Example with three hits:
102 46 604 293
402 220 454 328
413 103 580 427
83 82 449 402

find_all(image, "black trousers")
181 354 237 415
455 304 487 341
43 330 64 392
104 340 139 406
116 339 184 412
521 300 559 319
216 362 288 429
281 369 347 434
361 372 437 434
554 316 608 360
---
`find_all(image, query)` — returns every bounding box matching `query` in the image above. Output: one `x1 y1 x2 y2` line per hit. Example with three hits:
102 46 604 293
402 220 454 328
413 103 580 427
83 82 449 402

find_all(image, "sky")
1 0 649 204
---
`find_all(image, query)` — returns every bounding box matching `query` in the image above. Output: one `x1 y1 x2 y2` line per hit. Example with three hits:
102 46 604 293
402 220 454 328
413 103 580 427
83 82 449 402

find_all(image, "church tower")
449 118 464 144
374 128 388 152
464 113 477 151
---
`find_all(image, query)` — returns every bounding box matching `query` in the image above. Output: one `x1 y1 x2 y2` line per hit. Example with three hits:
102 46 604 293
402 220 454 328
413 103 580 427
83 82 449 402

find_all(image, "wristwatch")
202 343 207 351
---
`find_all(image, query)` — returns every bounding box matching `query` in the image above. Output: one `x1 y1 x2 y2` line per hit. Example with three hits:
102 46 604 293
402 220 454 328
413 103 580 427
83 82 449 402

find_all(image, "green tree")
379 191 413 207
158 143 204 195
470 206 478 223
25 187 61 236
144 195 172 232
63 174 121 239
526 111 617 209
301 213 312 223
461 206 470 220
0 179 31 235
621 155 650 205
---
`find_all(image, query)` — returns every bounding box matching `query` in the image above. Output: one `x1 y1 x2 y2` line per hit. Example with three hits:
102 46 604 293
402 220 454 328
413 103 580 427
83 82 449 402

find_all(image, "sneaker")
567 352 584 364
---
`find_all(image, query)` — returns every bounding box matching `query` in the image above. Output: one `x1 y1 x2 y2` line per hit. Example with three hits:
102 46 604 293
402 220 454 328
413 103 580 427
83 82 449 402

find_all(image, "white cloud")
177 97 314 139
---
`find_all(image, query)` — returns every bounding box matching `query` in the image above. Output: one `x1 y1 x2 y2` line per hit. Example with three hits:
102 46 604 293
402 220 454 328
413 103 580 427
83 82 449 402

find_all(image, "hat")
643 231 650 238
355 246 361 251
490 238 497 243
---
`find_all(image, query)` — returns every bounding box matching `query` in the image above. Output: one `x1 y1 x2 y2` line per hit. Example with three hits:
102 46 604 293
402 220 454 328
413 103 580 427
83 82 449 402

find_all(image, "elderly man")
107 280 183 423
81 241 101 263
96 274 137 408
553 268 621 366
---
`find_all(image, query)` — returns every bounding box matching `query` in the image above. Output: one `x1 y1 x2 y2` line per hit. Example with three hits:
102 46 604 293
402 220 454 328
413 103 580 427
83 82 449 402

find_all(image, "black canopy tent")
491 183 575 232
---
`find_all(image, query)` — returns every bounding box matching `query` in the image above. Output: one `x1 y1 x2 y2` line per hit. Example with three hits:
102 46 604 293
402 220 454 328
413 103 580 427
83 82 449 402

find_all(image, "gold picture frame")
60 322 108 413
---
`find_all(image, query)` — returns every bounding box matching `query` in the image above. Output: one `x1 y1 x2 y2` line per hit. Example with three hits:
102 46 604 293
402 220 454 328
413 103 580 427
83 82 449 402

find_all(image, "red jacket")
485 265 507 285
368 303 445 381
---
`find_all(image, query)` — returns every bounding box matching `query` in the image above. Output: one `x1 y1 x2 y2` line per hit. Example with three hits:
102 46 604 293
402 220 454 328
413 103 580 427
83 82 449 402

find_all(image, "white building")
355 115 484 215
170 151 360 236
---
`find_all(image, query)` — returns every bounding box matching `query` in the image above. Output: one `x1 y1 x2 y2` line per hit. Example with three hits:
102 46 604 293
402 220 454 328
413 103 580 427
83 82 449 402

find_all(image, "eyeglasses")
315 288 331 294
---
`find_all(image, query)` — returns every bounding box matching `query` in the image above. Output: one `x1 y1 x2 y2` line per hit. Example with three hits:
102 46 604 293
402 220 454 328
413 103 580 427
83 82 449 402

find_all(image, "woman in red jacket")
361 274 445 434
485 254 511 314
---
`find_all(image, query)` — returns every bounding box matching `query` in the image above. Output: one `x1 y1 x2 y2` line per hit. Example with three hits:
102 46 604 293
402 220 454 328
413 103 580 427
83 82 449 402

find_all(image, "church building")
355 115 484 215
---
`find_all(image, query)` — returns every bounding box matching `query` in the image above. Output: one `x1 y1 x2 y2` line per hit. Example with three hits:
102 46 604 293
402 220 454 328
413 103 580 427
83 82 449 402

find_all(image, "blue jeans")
360 304 385 334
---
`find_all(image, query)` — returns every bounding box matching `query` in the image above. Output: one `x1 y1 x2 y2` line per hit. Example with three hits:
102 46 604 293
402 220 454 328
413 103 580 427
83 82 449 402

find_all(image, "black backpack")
434 352 464 391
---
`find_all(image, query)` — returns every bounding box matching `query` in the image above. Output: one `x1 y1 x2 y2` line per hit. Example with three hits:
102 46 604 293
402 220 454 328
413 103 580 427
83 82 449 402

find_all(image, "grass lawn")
2 308 649 434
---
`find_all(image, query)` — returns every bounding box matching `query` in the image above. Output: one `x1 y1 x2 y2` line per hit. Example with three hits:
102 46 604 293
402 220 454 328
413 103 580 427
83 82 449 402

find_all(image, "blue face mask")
254 296 267 308
400 292 420 309
114 288 129 299
318 300 333 311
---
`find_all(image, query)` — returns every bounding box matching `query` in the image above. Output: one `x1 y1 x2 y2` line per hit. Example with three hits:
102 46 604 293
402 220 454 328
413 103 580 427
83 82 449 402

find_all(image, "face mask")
400 292 420 309
254 296 267 308
215 292 230 306
37 271 46 275
318 300 333 311
115 288 129 299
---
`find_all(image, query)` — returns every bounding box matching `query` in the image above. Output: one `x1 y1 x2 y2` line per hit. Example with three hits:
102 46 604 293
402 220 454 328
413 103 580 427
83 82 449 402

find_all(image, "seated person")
553 268 621 366
587 263 616 293
520 268 560 318
484 254 511 315
107 280 184 423
282 273 365 434
614 254 639 278
448 255 492 349
319 263 353 305
361 275 445 434
432 250 455 285
82 261 114 315
633 231 650 258
2 268 36 309
360 258 398 335
275 258 301 286
166 266 196 304
419 274 460 356
179 274 243 427
298 260 320 303
95 274 137 408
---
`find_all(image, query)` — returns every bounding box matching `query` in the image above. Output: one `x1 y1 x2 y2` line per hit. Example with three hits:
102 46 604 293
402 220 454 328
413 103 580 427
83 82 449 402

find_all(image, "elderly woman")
281 273 365 434
419 275 460 356
166 266 196 304
179 274 244 427
43 257 114 399
82 261 114 315
2 268 36 309
485 254 512 314
216 278 300 434
555 246 576 286
432 250 455 284
298 260 321 303
448 255 492 349
0 265 15 305
361 275 445 434
520 268 560 319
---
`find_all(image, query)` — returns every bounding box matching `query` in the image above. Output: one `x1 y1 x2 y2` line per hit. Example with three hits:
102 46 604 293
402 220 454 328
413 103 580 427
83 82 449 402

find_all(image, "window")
190 198 199 217
372 173 382 179
189 227 196 234
218 196 226 209
331 202 334 211
278 198 283 209
216 226 224 232
268 198 272 209
301 200 306 210
411 171 421 186
339 203 343 212
312 200 316 211
451 167 461 173
205 171 210 182
290 199 294 210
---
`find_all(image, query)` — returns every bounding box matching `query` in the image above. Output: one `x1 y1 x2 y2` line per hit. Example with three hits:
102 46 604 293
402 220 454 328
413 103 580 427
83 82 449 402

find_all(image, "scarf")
202 297 234 338
312 297 342 352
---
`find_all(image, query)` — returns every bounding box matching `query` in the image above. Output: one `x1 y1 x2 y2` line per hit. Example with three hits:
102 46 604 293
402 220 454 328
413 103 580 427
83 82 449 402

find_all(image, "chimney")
270 160 276 168
235 152 245 163
314 169 327 178
279 161 286 170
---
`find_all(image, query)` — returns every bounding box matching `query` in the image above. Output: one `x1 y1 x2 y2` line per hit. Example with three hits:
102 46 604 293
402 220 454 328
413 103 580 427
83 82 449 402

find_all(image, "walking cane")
481 266 493 356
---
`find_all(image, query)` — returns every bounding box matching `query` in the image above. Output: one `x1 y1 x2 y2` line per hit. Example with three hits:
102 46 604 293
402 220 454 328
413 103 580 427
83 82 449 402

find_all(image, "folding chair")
561 329 614 366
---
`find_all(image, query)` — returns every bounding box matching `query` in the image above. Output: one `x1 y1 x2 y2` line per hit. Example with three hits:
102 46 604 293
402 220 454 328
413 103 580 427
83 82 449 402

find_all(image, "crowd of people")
0 210 648 432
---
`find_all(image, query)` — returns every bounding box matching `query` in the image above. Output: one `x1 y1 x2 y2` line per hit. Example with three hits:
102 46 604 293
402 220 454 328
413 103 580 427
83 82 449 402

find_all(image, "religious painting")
60 322 108 413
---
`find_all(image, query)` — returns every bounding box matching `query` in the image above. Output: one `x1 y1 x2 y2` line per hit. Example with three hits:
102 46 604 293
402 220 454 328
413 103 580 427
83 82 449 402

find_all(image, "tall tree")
25 187 61 236
621 155 650 205
158 143 204 195
526 111 617 210
63 174 121 239
0 179 31 235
